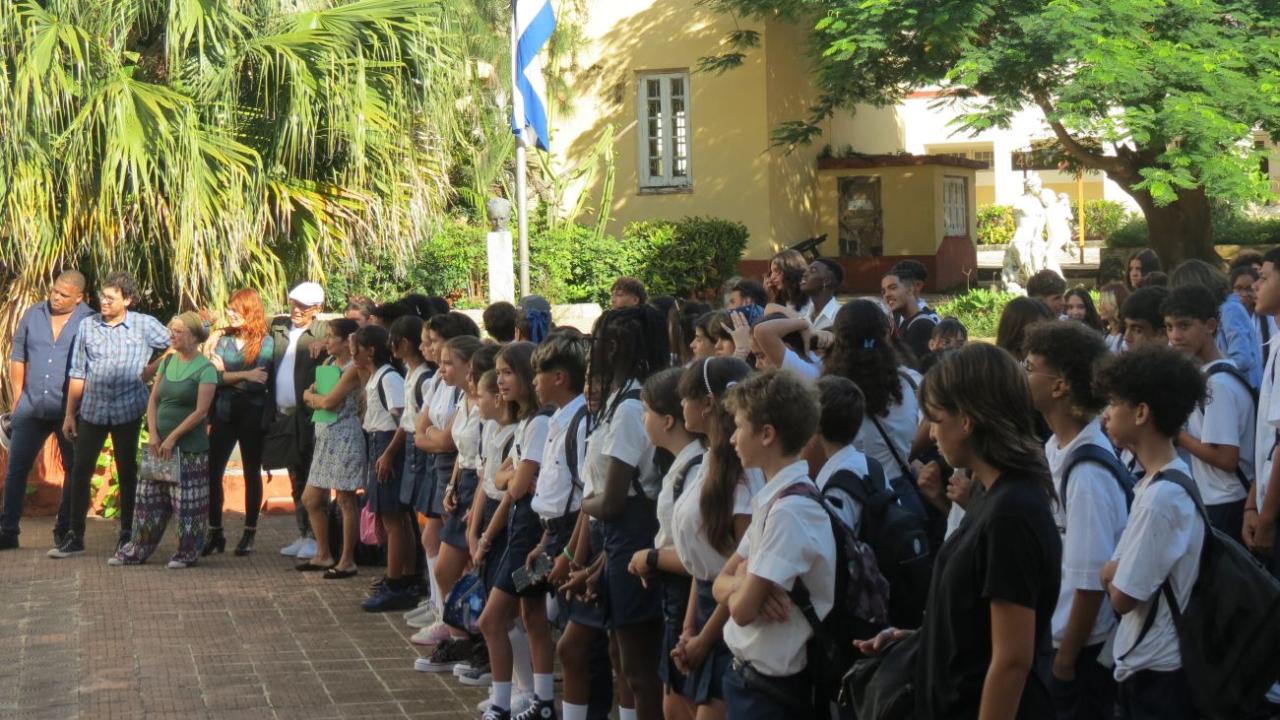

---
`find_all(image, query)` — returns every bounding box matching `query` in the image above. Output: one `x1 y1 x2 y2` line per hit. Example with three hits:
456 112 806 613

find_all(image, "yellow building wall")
817 165 978 257
762 17 822 255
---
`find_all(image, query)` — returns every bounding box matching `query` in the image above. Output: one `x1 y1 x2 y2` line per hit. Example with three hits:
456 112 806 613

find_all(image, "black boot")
201 527 226 557
234 527 256 556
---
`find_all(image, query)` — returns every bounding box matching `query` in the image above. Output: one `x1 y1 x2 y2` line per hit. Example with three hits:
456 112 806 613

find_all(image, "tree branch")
1032 94 1132 180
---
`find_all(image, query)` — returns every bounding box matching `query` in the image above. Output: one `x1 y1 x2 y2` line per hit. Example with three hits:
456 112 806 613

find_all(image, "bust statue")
486 197 513 232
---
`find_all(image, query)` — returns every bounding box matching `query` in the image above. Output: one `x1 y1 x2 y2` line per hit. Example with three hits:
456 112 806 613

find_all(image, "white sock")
425 553 442 613
561 703 589 720
490 681 513 711
533 673 555 701
618 708 637 720
509 624 534 692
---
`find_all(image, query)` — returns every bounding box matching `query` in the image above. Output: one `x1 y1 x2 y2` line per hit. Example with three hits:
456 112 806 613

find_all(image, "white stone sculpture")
1002 174 1050 293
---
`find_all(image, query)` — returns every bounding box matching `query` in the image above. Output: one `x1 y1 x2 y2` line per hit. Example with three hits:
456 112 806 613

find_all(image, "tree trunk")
1124 185 1217 267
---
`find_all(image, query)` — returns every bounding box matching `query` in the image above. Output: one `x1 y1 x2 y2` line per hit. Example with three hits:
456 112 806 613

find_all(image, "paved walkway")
0 514 488 720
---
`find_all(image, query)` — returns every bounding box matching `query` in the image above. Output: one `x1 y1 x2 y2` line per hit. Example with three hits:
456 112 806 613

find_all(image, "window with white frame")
638 72 691 189
943 176 969 236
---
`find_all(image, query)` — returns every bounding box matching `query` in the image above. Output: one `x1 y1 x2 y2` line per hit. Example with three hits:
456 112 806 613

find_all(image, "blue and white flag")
512 0 556 151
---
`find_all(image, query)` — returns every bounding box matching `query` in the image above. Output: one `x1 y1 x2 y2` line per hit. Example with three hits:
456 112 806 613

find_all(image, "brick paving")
0 514 488 720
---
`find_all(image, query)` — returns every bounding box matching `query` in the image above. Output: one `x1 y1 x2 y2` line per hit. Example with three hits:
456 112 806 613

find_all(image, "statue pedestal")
487 231 515 303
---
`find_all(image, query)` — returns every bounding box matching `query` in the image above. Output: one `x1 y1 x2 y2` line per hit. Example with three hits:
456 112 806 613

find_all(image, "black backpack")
1204 361 1258 491
1060 443 1136 510
1123 469 1280 720
769 481 891 710
824 459 933 628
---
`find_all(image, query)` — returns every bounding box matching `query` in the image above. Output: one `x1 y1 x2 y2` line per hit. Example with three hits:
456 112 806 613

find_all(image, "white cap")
288 282 325 307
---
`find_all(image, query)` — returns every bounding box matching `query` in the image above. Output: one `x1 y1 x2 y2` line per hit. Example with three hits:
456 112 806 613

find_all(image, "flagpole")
512 3 530 298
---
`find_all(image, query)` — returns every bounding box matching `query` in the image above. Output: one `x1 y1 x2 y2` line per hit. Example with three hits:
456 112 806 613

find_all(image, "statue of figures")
1003 174 1050 292
1041 191 1073 276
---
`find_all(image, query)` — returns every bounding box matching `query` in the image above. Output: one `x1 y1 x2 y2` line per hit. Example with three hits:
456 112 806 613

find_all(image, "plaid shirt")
69 311 170 425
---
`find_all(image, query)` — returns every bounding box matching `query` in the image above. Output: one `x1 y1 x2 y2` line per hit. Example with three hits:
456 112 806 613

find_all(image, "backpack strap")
413 370 432 409
673 454 704 502
602 387 649 498
1061 443 1136 511
1204 361 1257 491
768 482 836 635
373 366 392 413
560 403 593 518
869 415 914 481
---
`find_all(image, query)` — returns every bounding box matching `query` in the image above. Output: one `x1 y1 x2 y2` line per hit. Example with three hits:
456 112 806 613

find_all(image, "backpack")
769 481 891 710
558 403 594 517
825 459 933 629
1123 469 1280 720
1205 361 1258 490
1060 443 1137 510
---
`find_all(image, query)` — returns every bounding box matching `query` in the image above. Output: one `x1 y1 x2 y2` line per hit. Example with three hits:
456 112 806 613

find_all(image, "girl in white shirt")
749 310 820 381
669 357 754 718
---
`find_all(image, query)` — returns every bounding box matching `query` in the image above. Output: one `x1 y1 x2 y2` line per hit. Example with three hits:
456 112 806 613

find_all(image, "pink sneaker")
410 621 453 647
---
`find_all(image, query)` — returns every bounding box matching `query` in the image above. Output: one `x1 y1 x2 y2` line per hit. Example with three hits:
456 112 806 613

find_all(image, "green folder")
312 365 341 425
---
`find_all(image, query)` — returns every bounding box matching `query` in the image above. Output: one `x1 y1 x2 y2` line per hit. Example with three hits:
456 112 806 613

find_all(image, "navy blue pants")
722 660 812 719
1048 643 1117 720
1118 669 1196 720
1 413 73 537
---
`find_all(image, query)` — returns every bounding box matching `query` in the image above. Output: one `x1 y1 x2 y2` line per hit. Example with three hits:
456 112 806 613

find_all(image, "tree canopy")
704 0 1280 263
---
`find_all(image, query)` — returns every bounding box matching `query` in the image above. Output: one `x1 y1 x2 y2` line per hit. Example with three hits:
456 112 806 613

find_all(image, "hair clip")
725 381 738 390
863 338 877 349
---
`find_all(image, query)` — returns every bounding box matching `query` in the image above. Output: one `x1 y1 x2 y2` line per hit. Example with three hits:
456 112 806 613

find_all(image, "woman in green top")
111 312 217 569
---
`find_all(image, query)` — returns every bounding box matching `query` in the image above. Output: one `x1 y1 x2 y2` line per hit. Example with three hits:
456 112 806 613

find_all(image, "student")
1163 285 1255 542
477 342 550 720
1126 249 1162 291
882 259 939 363
1121 287 1170 350
800 258 843 332
626 367 706 720
823 299 925 518
1171 259 1262 388
1023 322 1128 720
809 376 872 533
611 277 648 309
353 326 413 612
484 302 520 343
765 249 809 312
669 357 754 719
690 311 721 361
928 318 968 354
580 306 671 720
748 309 820 380
996 297 1055 361
1231 265 1277 357
1096 346 1206 720
1248 247 1280 577
857 343 1061 719
713 369 832 718
1028 269 1069 318
1064 288 1105 334
1097 282 1130 353
727 279 768 310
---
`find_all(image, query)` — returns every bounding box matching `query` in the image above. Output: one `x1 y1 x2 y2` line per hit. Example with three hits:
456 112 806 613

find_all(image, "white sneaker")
511 690 534 715
106 557 124 566
296 538 317 559
279 537 307 556
404 604 436 627
166 560 190 569
452 662 472 678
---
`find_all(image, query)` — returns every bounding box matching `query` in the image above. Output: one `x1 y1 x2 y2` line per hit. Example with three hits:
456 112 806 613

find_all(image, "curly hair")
1023 320 1110 414
823 299 904 418
1094 345 1206 437
770 249 809 311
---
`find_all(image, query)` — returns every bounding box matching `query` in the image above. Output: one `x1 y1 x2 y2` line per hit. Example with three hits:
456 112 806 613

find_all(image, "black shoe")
234 528 256 556
52 528 67 548
47 536 85 559
116 531 132 553
201 527 226 557
0 533 18 551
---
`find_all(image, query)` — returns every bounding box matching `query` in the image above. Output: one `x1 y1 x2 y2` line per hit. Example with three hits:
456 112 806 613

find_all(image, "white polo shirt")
400 364 431 433
671 460 754 582
813 444 875 535
480 420 517 501
451 400 483 470
854 371 920 481
724 461 837 678
584 383 659 500
1046 420 1129 648
1111 458 1203 680
426 373 462 432
780 348 821 382
514 413 549 467
531 395 588 519
1256 340 1280 512
655 440 705 550
1188 359 1254 505
362 365 405 432
808 297 840 333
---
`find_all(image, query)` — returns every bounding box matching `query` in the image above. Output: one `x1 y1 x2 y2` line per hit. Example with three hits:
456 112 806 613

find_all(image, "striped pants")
117 452 210 565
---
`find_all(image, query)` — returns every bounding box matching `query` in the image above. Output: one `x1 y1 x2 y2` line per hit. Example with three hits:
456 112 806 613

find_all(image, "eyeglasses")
1021 356 1061 379
98 294 123 305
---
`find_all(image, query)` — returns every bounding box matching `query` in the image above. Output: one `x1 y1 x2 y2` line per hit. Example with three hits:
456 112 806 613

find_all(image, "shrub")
630 216 749 298
977 205 1016 246
530 223 644 305
1104 212 1280 248
1107 218 1149 248
936 288 1016 340
1072 200 1136 241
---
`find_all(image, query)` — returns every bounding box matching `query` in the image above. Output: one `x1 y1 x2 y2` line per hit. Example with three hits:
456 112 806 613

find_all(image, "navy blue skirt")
567 520 608 629
688 578 732 704
441 466 479 551
492 496 543 597
478 496 510 593
400 445 430 508
660 570 693 697
423 451 455 519
365 430 407 514
599 494 661 628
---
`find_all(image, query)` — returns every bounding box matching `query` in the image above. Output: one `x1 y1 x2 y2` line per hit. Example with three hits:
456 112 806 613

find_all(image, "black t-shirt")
896 308 938 364
915 474 1062 719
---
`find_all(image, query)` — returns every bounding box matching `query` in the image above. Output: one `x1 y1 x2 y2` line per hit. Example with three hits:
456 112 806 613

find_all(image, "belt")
730 657 812 712
539 514 574 534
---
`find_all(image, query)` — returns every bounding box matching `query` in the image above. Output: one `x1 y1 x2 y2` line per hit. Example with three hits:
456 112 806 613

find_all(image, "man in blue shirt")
1 271 93 550
49 272 170 558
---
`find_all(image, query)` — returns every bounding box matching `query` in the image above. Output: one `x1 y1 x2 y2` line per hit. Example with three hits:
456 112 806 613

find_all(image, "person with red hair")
204 288 276 556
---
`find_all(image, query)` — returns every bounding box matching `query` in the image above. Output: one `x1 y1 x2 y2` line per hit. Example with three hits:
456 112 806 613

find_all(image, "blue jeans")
1 413 73 537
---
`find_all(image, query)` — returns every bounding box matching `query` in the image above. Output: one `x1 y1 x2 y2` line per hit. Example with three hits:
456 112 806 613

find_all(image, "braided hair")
588 305 671 424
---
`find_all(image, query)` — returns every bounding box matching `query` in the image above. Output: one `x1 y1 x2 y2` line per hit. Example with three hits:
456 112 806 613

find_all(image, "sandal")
295 561 335 572
323 567 359 580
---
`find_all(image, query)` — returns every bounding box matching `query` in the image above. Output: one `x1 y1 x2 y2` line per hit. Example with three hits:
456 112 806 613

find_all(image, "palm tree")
0 0 475 402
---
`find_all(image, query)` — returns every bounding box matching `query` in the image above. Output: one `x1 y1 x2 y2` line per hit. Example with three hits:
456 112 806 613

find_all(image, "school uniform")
670 458 754 704
441 401 482 550
478 419 516 591
722 460 837 718
807 296 840 333
586 383 662 627
424 376 462 518
653 441 705 698
363 365 406 513
399 364 432 508
1046 419 1129 720
1188 359 1255 541
492 413 549 597
780 348 821 382
1110 458 1203 720
1257 339 1280 578
814 444 876 534
855 370 924 517
531 394 588 558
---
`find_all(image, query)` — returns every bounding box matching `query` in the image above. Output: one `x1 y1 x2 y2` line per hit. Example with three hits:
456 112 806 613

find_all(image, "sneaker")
457 661 492 687
452 661 472 678
106 557 124 566
413 637 473 673
0 533 18 551
406 606 436 628
362 587 418 613
47 536 84 558
52 528 67 548
478 690 533 715
116 531 131 552
404 601 434 621
410 621 454 646
166 560 191 569
296 538 317 559
279 537 307 556
512 698 556 720
481 707 511 720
